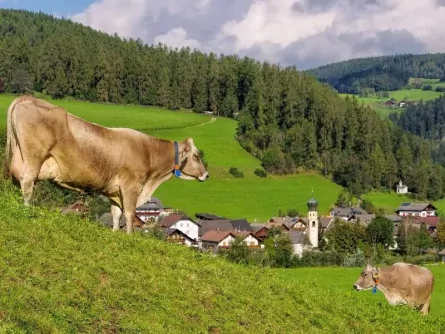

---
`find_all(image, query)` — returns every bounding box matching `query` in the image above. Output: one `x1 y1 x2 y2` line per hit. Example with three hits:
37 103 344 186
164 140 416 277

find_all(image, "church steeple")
307 189 319 248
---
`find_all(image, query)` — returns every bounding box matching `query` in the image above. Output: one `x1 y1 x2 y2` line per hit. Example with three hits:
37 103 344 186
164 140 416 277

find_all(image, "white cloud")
154 28 201 49
71 0 445 69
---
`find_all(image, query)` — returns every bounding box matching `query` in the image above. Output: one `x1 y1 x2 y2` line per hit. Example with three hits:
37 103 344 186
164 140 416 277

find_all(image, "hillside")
0 180 444 333
308 54 445 94
0 94 342 221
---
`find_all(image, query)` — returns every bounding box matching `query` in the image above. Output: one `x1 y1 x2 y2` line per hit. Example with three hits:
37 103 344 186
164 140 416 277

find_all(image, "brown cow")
353 263 434 315
5 96 209 233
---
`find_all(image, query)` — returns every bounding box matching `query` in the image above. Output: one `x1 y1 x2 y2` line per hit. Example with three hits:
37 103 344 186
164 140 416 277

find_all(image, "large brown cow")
353 263 434 315
4 96 209 233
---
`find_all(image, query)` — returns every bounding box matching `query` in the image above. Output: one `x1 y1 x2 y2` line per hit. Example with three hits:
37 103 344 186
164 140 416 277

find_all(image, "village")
58 179 442 258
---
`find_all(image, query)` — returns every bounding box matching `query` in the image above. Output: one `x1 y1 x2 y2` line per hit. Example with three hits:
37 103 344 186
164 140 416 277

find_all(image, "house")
265 218 290 231
200 231 236 250
159 214 201 242
319 216 334 232
233 231 262 248
198 219 234 237
230 219 253 232
98 212 144 230
288 230 309 257
399 101 406 107
395 202 437 217
162 228 194 246
347 214 376 227
251 224 269 242
396 180 408 194
136 197 171 223
384 100 396 107
60 200 89 217
195 213 227 221
330 206 368 221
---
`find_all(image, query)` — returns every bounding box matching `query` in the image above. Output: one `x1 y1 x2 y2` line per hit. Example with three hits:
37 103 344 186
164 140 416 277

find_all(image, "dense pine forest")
308 54 445 94
2 9 445 200
389 95 445 141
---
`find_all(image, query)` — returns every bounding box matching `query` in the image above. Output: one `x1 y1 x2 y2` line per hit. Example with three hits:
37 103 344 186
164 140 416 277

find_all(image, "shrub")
229 167 244 178
343 248 366 267
254 168 267 178
295 251 344 267
422 84 432 91
436 86 445 92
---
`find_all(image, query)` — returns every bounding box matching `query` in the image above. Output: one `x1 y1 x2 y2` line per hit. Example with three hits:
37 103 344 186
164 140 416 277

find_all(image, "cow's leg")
122 191 138 234
19 164 41 206
420 296 431 315
111 203 123 232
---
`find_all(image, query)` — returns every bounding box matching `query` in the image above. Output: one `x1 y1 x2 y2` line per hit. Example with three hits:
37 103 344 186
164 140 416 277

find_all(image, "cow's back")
11 97 147 194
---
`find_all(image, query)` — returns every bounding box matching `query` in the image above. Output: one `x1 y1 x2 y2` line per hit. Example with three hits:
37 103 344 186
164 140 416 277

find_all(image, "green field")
341 78 445 118
0 182 443 333
0 94 342 221
274 265 445 318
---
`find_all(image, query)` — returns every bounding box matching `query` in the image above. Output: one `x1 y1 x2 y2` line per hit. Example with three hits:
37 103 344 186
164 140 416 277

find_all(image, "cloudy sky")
2 0 445 69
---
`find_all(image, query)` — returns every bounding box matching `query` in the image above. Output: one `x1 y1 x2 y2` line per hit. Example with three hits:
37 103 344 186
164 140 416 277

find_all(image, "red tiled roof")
414 216 440 227
159 214 184 228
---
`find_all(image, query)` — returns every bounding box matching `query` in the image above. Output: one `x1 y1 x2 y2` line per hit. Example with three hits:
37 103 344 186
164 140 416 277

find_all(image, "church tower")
307 194 319 248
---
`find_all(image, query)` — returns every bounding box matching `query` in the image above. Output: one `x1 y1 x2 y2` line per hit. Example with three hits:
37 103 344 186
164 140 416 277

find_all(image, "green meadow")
0 181 442 333
341 78 445 118
274 265 445 318
0 94 342 221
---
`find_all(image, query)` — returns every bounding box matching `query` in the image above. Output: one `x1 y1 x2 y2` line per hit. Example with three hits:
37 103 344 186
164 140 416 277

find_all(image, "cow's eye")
193 155 198 161
364 273 368 277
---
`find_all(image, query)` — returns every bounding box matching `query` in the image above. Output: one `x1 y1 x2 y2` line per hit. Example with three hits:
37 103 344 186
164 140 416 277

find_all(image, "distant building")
396 180 408 194
395 202 437 217
136 197 171 223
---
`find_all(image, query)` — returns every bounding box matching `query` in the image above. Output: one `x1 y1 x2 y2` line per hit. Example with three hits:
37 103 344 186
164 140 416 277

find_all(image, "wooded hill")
307 54 445 94
1 9 445 200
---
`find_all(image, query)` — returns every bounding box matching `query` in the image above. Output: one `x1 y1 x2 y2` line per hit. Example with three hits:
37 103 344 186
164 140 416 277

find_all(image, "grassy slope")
0 94 342 221
274 265 445 318
0 182 444 333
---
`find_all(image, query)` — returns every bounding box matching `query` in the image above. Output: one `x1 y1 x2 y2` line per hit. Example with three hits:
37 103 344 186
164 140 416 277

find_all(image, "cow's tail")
3 98 21 179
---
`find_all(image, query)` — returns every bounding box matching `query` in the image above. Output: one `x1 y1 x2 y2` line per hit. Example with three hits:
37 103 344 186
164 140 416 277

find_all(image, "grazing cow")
353 263 434 315
4 96 209 233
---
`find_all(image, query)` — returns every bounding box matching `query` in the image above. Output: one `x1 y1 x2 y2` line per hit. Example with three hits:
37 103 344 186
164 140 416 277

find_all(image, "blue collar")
174 141 181 177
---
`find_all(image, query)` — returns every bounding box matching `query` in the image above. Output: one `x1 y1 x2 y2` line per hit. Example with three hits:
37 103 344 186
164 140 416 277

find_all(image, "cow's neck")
373 268 398 301
136 139 184 207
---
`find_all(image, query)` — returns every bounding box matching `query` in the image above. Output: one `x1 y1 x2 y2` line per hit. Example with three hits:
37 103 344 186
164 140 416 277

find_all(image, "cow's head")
353 264 379 291
177 138 209 182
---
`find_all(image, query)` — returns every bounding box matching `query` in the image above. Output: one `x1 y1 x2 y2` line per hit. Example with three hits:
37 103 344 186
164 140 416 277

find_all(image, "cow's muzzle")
353 284 362 291
198 172 209 182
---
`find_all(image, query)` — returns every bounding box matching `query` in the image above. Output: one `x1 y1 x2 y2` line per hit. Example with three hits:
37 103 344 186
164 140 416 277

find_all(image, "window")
312 221 315 227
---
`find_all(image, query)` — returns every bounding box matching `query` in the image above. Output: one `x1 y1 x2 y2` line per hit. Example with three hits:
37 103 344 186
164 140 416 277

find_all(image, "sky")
2 0 445 70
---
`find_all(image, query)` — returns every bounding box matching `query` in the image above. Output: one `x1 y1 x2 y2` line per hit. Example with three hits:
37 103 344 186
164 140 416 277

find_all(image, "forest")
308 54 445 94
2 9 445 200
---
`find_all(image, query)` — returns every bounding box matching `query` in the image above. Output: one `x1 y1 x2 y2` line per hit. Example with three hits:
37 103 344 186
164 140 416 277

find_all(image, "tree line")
308 53 445 94
2 10 445 200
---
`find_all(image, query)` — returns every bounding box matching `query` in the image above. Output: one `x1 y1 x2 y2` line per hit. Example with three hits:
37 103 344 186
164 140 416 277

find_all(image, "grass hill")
307 53 445 94
0 179 444 333
340 78 445 118
0 94 342 221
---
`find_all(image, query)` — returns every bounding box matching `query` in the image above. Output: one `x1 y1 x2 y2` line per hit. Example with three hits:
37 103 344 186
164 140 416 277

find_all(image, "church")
285 196 319 257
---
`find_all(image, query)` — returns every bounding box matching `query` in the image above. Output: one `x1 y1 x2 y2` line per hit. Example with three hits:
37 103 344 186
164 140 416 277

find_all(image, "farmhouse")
233 231 262 248
395 202 437 217
162 228 194 246
136 197 172 223
159 214 201 242
200 231 236 250
330 206 367 221
396 180 408 194
251 224 269 242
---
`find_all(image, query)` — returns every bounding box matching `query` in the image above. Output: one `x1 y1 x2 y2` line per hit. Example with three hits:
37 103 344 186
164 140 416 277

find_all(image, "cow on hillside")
4 96 209 233
353 263 434 315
